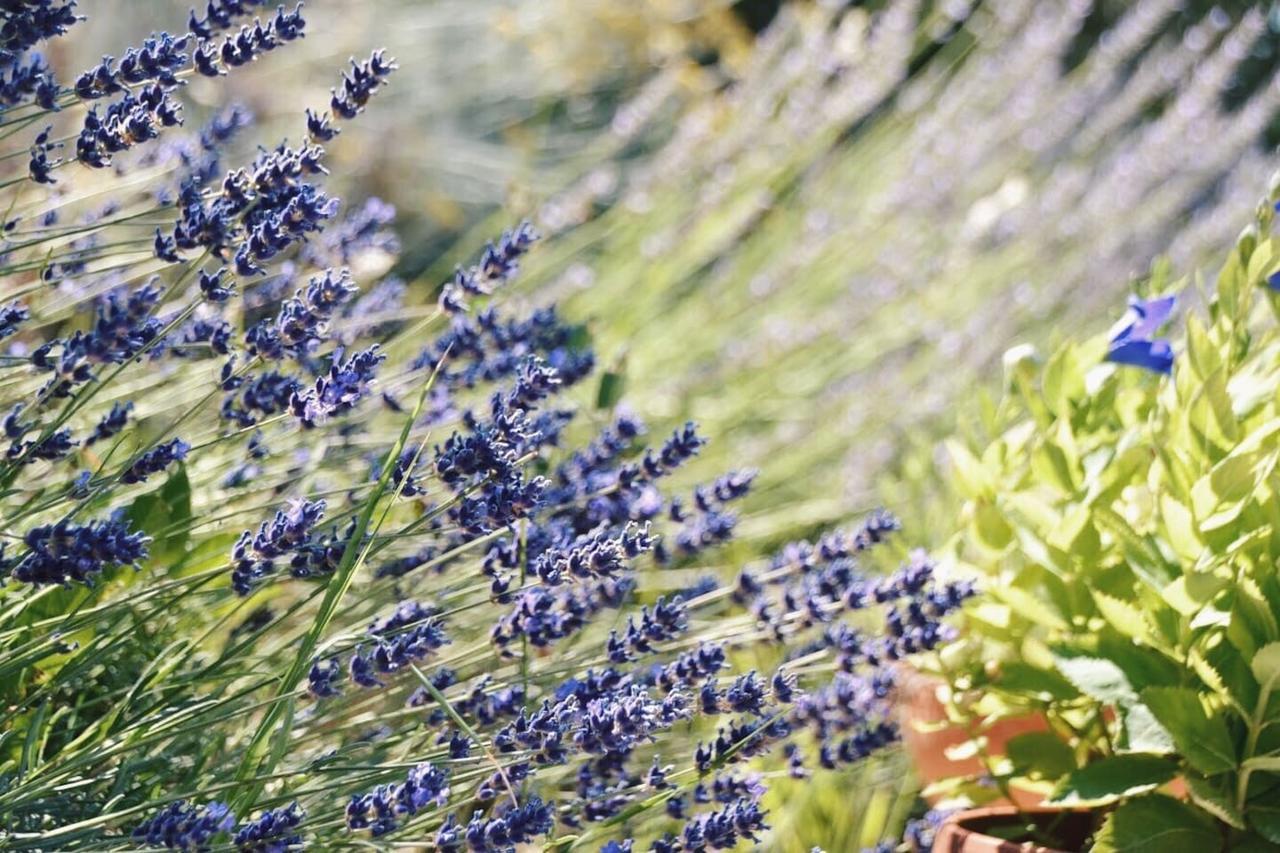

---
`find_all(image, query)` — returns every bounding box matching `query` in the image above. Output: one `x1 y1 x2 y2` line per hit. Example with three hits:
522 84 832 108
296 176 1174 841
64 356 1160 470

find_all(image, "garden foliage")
938 187 1280 849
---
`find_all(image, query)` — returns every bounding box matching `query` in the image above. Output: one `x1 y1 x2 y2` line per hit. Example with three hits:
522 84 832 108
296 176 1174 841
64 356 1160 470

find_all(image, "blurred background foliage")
44 0 1280 848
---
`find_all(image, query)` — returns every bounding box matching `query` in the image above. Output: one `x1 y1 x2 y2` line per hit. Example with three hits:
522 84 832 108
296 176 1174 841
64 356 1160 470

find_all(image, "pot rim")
935 804 1098 853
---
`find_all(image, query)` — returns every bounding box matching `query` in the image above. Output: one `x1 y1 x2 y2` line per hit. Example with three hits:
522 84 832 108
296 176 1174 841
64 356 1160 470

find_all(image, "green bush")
931 185 1280 849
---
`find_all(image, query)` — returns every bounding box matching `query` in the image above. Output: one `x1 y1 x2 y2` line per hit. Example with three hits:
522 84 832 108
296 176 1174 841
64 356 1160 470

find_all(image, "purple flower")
289 346 384 428
462 795 554 852
307 657 343 699
437 222 538 314
345 763 450 836
1105 295 1176 375
121 437 189 484
233 802 304 852
330 50 397 120
0 300 29 339
230 498 326 594
132 800 235 850
677 795 770 850
11 515 149 586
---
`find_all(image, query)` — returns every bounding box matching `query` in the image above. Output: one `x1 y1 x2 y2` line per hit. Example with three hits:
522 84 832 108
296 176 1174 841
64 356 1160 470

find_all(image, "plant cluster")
0 3 970 850
932 186 1280 849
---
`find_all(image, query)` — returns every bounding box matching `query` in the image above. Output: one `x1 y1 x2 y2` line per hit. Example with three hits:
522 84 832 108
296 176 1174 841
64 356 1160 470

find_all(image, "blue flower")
132 800 236 850
345 763 450 836
233 802 304 852
1105 295 1176 374
462 795 554 852
121 437 189 484
230 498 327 595
288 345 384 428
330 50 397 120
11 515 149 586
0 301 29 339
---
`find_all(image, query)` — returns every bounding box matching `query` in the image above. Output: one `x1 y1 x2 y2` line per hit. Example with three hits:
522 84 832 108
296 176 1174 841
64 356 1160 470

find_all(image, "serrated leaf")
1250 802 1280 844
1049 754 1176 806
1184 773 1244 829
1119 702 1175 754
1251 642 1280 691
1094 591 1153 646
1006 732 1075 780
1054 656 1137 705
1093 794 1220 852
997 661 1081 701
1140 687 1236 775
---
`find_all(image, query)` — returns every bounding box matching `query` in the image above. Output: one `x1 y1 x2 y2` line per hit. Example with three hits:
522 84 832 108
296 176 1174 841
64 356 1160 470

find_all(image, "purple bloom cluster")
246 268 359 360
330 50 396 119
230 498 326 594
438 221 538 314
132 800 235 850
289 345 385 428
439 795 553 852
233 802 305 852
8 515 148 586
348 617 450 688
345 762 450 836
75 83 184 168
193 5 306 76
86 402 132 444
606 595 688 662
121 437 189 484
660 794 769 852
30 282 164 400
74 31 191 98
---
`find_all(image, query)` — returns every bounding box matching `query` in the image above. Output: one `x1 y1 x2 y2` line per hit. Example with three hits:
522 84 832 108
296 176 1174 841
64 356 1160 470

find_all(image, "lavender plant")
0 5 970 850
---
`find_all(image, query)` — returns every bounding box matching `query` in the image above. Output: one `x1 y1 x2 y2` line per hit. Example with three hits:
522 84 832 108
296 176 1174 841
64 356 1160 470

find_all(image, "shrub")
932 184 1280 848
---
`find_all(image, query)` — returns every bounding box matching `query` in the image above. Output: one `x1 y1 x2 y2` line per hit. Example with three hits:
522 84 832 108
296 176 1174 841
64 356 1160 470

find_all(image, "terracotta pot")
895 667 1048 807
931 806 1098 853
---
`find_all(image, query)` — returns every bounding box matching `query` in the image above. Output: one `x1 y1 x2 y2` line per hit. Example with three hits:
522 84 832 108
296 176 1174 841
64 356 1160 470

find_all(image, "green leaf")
987 585 1066 631
1251 802 1280 843
1092 794 1221 852
1042 343 1084 418
1094 591 1153 646
996 661 1081 701
1054 656 1137 705
947 440 993 498
1190 448 1278 533
1184 773 1244 829
1242 755 1280 772
1185 315 1225 384
1139 687 1236 775
595 368 626 410
1049 754 1177 806
126 464 192 569
1251 642 1280 691
1158 494 1203 565
1006 732 1075 780
1120 702 1176 754
971 500 1013 551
